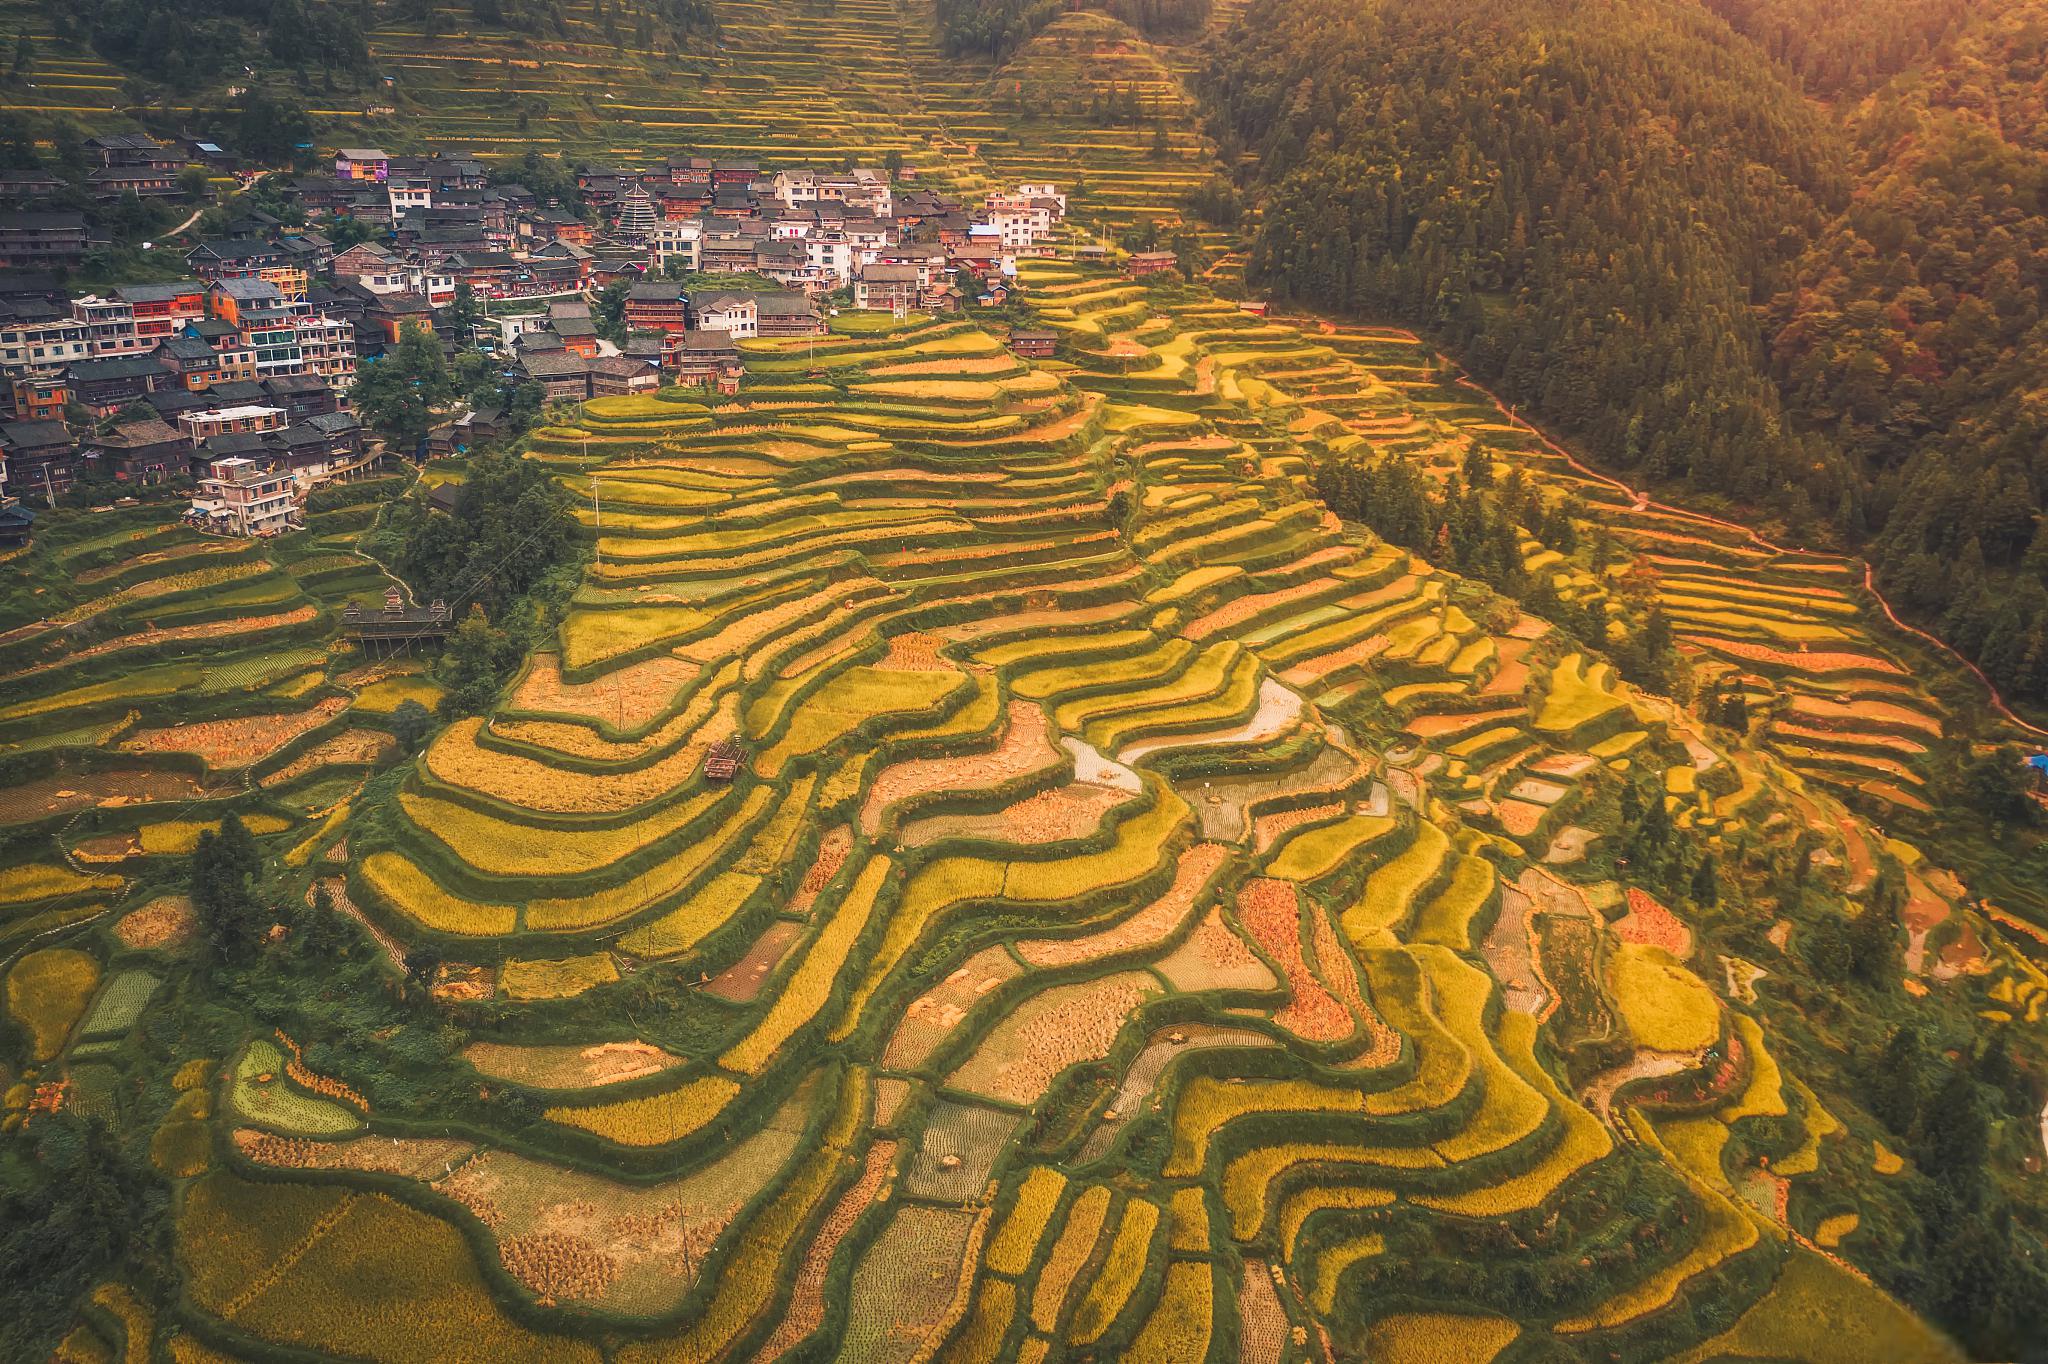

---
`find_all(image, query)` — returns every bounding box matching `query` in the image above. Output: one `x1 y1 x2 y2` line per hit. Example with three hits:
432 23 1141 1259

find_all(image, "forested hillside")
1699 0 1969 93
1203 0 2048 709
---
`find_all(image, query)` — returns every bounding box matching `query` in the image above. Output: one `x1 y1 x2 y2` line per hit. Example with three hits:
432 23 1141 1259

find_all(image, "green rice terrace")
7 245 2048 1361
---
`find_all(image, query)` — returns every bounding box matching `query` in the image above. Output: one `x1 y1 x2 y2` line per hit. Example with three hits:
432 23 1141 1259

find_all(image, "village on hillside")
0 135 1122 541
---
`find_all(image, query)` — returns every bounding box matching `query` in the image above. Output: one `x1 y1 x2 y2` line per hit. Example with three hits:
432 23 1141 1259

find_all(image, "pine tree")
1689 854 1719 907
437 606 520 717
1847 897 1901 989
1920 1069 1990 1188
1867 1025 1922 1133
190 813 265 966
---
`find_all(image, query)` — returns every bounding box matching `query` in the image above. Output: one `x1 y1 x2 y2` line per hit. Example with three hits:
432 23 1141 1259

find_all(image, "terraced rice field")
0 0 1224 240
7 274 2018 1360
0 474 415 956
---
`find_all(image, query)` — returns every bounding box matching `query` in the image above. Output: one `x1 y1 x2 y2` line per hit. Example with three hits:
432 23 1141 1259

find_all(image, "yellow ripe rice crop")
936 1279 1017 1364
1000 784 1185 900
544 1074 741 1147
352 676 445 715
833 854 1006 1040
1557 1110 1768 1333
1053 640 1240 734
0 862 122 906
617 870 763 959
1310 1232 1387 1314
889 671 1002 748
1775 1079 1843 1176
1010 637 1192 703
1358 946 1473 1116
1409 854 1499 950
424 717 709 815
1166 1076 1365 1178
1125 1260 1214 1364
90 1282 151 1364
559 603 718 675
974 628 1155 670
1168 1187 1209 1253
612 1069 866 1364
731 774 819 876
755 666 967 778
1343 821 1448 945
1146 566 1242 603
498 954 618 1001
1070 1197 1162 1342
398 787 725 880
1223 1143 1433 1241
1534 652 1628 736
1412 950 1549 1161
985 1166 1069 1276
495 662 735 763
358 853 517 936
1412 1015 1612 1216
1666 1250 1962 1364
181 1173 601 1364
1030 1184 1113 1333
1267 814 1396 884
1815 1213 1859 1248
1720 1013 1788 1122
7 947 101 1061
1360 1312 1521 1364
1607 943 1721 1053
138 814 291 856
1559 1176 1760 1332
520 784 775 935
1658 1116 1737 1196
723 855 891 1073
507 651 701 731
1277 1185 1398 1264
51 561 270 626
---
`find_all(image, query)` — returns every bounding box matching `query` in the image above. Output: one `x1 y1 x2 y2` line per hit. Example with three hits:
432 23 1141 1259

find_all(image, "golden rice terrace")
9 258 2040 1362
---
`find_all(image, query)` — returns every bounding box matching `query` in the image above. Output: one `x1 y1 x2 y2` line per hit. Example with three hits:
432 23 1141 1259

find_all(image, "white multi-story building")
773 168 821 206
0 316 91 373
777 167 893 216
986 204 1054 248
692 293 759 339
295 315 357 391
179 404 286 442
1015 183 1066 215
651 220 703 274
70 295 144 357
188 457 296 537
843 219 895 261
388 175 433 216
412 268 458 308
806 235 854 288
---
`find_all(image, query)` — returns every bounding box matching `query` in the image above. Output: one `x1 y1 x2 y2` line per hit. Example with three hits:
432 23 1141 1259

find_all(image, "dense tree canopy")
1203 0 2048 708
350 322 455 455
56 0 376 87
388 446 576 625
